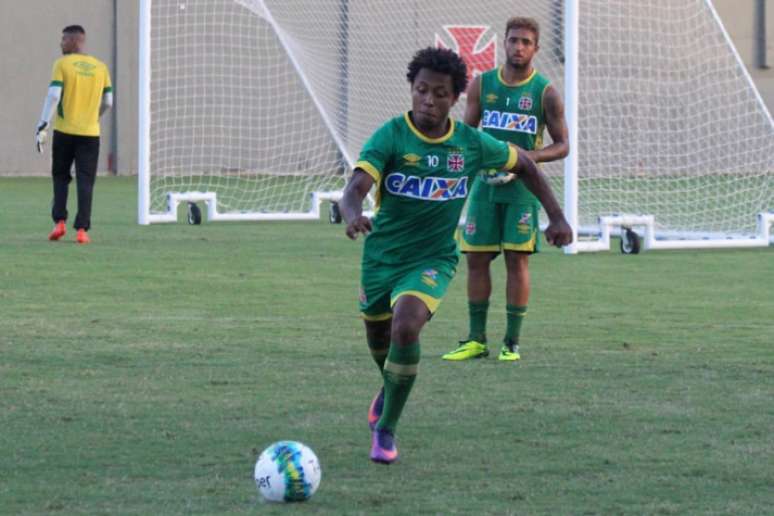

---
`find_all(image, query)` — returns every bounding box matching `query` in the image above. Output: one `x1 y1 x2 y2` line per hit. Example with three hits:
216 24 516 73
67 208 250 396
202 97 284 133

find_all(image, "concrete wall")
0 0 772 176
0 0 116 176
116 0 139 177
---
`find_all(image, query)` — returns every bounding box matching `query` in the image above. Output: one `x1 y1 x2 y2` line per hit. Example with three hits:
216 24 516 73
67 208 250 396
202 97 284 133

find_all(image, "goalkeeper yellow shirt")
50 54 112 137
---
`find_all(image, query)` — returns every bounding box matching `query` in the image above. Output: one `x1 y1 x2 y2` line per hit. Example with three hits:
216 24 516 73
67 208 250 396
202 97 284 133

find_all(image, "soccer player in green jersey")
339 47 571 464
443 17 570 363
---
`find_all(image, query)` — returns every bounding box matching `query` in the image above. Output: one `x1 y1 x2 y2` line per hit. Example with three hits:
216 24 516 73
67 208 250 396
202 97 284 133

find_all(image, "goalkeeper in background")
339 47 571 464
36 25 113 244
443 17 570 362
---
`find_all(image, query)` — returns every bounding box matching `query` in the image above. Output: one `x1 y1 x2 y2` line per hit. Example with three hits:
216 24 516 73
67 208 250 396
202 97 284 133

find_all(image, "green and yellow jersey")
355 112 517 266
472 67 550 204
50 54 112 137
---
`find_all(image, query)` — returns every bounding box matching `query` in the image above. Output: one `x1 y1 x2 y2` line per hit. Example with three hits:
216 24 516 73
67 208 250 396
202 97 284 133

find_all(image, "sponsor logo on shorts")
465 220 476 235
421 269 439 288
359 287 367 304
517 212 532 235
385 173 468 201
482 110 538 135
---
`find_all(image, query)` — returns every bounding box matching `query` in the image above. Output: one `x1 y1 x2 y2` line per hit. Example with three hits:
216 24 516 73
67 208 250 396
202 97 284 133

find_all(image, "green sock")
468 300 489 342
376 341 420 433
367 335 389 372
505 305 527 347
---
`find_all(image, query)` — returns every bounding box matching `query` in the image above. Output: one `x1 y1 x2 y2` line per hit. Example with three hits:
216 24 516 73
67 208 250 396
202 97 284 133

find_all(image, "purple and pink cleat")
368 387 398 464
370 428 398 464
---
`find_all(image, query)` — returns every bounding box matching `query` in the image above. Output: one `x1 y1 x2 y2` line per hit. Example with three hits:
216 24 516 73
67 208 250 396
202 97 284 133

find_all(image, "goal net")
139 0 773 250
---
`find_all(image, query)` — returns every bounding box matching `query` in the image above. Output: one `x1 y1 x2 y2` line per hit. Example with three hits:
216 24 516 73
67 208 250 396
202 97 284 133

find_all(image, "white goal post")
138 0 773 252
562 0 774 252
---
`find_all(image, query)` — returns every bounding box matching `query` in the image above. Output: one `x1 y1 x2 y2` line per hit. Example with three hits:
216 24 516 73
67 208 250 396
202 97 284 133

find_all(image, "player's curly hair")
406 47 468 97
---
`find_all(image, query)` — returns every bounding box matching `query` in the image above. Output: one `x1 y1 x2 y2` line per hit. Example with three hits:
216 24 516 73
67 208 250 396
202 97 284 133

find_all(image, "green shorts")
460 200 541 254
359 259 457 321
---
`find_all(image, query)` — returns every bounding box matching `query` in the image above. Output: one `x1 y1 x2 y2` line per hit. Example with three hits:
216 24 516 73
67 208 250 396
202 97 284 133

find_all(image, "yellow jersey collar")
404 112 455 144
497 66 537 88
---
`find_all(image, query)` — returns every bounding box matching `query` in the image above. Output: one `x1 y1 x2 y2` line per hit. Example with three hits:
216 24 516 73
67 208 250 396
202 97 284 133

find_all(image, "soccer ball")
254 441 321 503
481 168 516 186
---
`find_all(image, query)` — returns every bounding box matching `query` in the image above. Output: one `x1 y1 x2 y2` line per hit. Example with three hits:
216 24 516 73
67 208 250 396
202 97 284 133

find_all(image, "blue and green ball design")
270 441 313 502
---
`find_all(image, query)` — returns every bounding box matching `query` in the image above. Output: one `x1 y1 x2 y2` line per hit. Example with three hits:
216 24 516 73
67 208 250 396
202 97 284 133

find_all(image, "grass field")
1 176 773 515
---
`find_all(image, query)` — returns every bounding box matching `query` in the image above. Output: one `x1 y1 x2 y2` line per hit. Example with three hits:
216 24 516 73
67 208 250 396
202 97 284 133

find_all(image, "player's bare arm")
506 147 572 247
527 85 569 163
463 75 483 128
340 169 375 240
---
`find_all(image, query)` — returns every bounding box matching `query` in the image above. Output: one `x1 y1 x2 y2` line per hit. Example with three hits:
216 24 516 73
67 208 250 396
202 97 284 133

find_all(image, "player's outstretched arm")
506 147 573 247
340 169 375 240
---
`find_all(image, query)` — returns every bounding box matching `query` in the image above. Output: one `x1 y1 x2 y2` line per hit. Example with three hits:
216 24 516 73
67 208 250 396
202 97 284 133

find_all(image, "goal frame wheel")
329 202 342 224
187 202 202 225
620 227 641 254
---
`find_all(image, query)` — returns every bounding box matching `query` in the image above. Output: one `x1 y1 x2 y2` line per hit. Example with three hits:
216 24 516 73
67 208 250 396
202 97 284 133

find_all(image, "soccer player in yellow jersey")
36 25 113 244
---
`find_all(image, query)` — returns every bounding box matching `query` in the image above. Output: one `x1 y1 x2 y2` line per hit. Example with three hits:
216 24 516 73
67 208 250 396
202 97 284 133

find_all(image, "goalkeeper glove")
35 122 48 154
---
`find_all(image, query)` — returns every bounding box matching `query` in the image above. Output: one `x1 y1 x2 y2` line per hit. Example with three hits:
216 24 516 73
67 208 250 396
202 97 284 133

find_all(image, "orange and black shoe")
48 221 66 241
76 229 90 244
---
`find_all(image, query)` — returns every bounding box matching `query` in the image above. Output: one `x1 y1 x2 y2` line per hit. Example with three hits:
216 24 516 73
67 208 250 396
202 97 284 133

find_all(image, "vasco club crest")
447 152 465 173
435 25 496 86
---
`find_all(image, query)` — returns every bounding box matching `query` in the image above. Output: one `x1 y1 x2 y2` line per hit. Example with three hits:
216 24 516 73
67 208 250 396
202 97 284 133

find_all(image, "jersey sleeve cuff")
504 145 518 171
355 160 381 182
